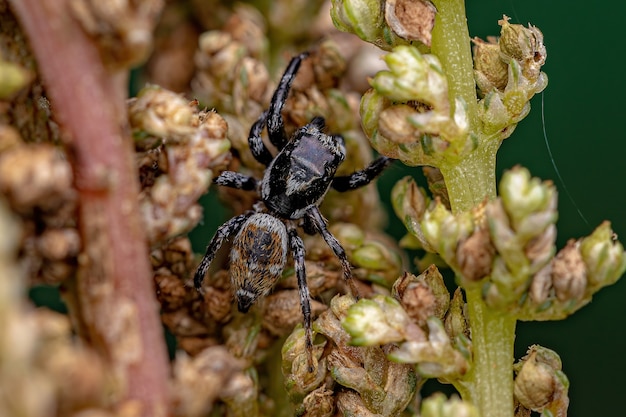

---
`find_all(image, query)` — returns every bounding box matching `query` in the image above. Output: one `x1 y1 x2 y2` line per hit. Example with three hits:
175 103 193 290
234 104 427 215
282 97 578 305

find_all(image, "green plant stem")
431 0 477 125
431 1 515 416
458 288 516 417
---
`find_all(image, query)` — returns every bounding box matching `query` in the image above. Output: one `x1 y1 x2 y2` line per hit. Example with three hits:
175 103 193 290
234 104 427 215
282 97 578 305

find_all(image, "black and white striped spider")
194 51 393 369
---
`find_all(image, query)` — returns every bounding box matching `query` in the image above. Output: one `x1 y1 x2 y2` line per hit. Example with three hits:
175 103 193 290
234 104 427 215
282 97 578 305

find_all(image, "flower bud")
472 37 508 93
390 317 468 379
385 0 436 46
392 266 450 326
330 0 408 50
551 239 586 302
498 16 547 83
456 225 495 283
580 221 626 289
444 288 469 340
391 176 434 251
342 295 417 345
0 60 33 99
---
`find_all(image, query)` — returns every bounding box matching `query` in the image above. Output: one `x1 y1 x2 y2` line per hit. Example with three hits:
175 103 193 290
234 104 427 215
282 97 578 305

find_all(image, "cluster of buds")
330 0 436 49
282 265 474 415
360 45 472 167
69 0 163 68
0 199 112 417
129 85 231 245
473 16 548 138
0 127 80 285
283 295 418 416
394 165 626 318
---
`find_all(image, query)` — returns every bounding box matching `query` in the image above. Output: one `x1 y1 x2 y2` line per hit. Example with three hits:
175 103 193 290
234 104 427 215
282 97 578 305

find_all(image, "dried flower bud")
300 386 335 417
262 290 327 337
391 176 434 251
392 266 450 326
498 16 547 82
390 317 468 379
70 0 163 68
551 239 586 302
444 288 469 339
421 393 480 417
423 166 450 209
172 346 246 417
472 37 508 93
385 0 436 46
0 143 75 214
330 0 408 51
457 225 495 282
513 345 569 415
281 327 326 402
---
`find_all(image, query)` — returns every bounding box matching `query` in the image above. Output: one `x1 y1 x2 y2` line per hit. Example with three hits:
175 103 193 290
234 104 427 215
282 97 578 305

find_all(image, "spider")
194 51 393 369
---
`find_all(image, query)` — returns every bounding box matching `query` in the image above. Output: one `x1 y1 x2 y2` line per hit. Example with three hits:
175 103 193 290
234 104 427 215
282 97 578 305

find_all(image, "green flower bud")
513 345 569 415
580 221 626 289
372 46 448 106
499 166 556 231
0 60 33 100
342 295 419 346
330 0 408 50
421 201 475 269
421 393 480 417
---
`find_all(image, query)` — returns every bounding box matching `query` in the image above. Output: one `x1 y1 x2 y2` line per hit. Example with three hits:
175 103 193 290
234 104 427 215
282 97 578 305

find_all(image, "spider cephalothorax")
194 52 393 369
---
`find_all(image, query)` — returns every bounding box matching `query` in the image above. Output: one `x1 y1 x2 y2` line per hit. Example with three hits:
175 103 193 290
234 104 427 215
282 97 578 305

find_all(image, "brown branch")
8 1 170 416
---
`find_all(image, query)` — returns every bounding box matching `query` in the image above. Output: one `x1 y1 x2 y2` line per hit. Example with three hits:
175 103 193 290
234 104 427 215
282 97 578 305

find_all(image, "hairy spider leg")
332 156 394 192
287 224 314 371
194 212 253 291
266 51 310 150
247 110 274 167
214 171 258 191
306 206 359 297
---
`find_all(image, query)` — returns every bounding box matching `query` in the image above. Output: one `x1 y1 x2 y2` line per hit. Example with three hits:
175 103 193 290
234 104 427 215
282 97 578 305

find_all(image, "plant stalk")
431 1 515 416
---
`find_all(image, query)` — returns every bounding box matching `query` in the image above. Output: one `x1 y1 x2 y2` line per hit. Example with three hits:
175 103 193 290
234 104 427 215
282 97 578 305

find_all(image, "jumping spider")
194 52 393 369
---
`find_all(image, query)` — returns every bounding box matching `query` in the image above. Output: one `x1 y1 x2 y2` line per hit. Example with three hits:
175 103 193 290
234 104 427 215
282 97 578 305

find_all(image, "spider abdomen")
230 213 288 312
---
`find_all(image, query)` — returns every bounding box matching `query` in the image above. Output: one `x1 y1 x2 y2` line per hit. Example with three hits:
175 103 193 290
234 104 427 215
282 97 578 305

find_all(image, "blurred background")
29 1 626 416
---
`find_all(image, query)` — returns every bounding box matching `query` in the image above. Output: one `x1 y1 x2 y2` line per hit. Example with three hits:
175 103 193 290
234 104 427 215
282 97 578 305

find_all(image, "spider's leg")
267 52 309 150
248 110 273 166
287 223 314 372
306 207 359 298
331 156 394 192
214 171 258 191
194 212 253 291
